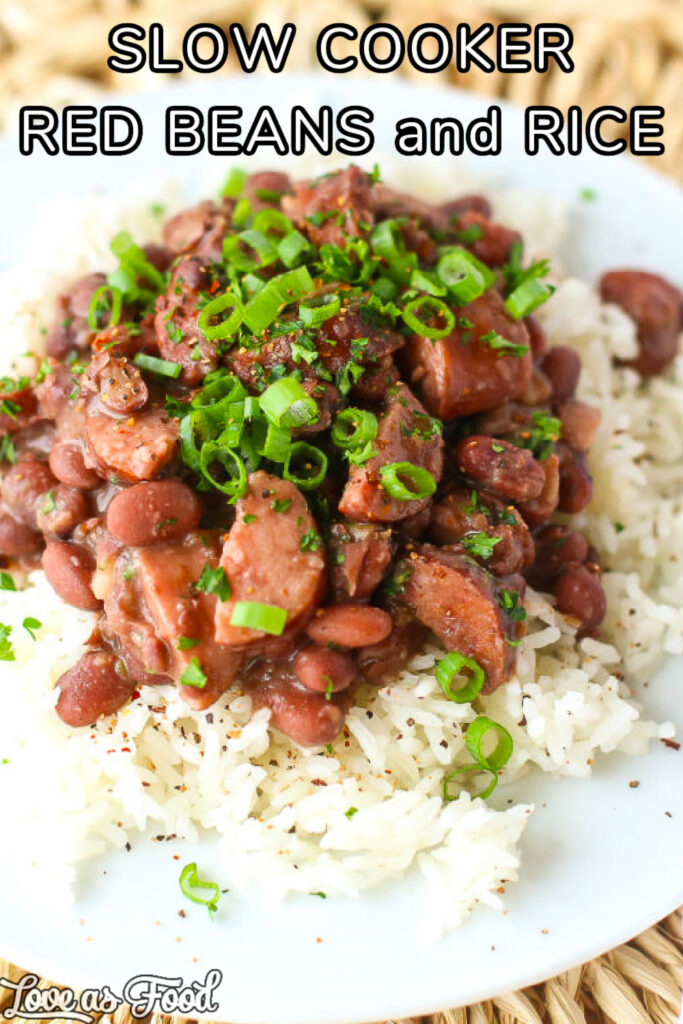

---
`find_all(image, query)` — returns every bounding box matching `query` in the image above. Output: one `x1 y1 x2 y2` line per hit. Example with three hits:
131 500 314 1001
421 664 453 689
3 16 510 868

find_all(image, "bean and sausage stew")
2 166 680 747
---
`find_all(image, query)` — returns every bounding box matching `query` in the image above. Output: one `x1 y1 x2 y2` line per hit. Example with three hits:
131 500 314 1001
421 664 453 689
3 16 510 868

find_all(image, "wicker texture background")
0 1 681 1021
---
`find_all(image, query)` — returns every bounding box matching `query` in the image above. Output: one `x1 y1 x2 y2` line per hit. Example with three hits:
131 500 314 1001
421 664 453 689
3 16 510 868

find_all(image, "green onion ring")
379 461 437 501
435 652 486 703
402 296 455 340
283 442 327 491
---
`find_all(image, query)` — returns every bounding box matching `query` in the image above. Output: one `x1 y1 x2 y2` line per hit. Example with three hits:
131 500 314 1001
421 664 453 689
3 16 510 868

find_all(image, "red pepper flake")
661 737 680 751
122 747 131 753
131 690 140 701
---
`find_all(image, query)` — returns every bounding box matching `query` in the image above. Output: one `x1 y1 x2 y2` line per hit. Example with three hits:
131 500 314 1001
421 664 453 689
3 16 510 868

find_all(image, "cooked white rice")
0 165 678 939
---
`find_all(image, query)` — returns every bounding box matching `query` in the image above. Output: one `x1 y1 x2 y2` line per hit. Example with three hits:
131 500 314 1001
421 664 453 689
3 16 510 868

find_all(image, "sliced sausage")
214 472 326 647
339 384 443 523
397 544 523 692
84 405 179 483
154 257 218 386
283 165 374 248
401 290 533 420
431 489 534 575
329 522 394 600
162 200 230 262
456 210 522 267
84 352 148 414
56 650 135 727
106 480 202 546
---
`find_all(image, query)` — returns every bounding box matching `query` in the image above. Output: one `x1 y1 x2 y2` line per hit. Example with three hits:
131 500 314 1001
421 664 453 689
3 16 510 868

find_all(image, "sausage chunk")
282 165 374 248
339 384 443 523
84 405 179 483
401 290 533 420
431 489 534 575
154 257 218 386
329 522 394 600
162 200 230 262
600 269 682 376
397 545 524 692
456 211 522 267
456 436 546 503
45 273 107 359
214 472 326 647
135 532 243 709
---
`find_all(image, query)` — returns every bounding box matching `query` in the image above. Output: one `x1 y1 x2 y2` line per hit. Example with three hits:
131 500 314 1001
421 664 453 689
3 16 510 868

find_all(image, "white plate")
0 76 681 1024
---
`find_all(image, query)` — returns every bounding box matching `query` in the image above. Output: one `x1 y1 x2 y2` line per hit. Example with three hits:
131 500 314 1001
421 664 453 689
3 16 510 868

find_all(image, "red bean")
558 449 593 514
306 603 393 648
42 541 101 611
56 650 135 727
528 525 589 590
1 459 57 527
540 346 581 401
554 563 606 636
558 400 601 452
49 443 101 490
517 453 560 527
456 436 546 503
600 269 682 376
250 674 346 747
294 646 356 694
36 485 91 536
0 508 42 556
106 480 202 546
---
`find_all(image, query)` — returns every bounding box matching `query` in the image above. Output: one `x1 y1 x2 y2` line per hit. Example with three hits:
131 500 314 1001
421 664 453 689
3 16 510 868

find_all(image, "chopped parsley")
195 564 232 602
177 636 201 650
271 498 292 513
499 589 527 622
480 330 529 359
22 617 41 640
300 528 322 552
0 572 16 591
462 532 502 560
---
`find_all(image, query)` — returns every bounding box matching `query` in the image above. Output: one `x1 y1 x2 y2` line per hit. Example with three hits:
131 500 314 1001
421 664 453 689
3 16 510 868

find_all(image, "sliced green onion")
133 353 182 379
88 285 122 331
299 293 341 327
244 266 314 335
232 197 252 227
465 715 514 772
191 372 246 412
331 408 378 451
370 219 405 260
379 461 437 501
223 230 277 273
409 268 448 297
199 442 247 500
179 411 209 473
256 420 292 462
283 442 327 491
179 657 207 689
221 167 246 198
435 652 485 703
110 231 165 291
505 278 554 319
252 209 293 236
278 230 314 268
371 276 399 301
230 600 288 635
437 247 495 305
197 291 245 342
259 376 318 428
219 402 246 449
402 296 455 340
179 861 220 915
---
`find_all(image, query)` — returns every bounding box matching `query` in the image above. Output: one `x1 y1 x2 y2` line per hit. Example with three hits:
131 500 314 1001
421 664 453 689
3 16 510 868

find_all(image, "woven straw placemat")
0 1 681 1020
